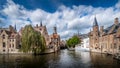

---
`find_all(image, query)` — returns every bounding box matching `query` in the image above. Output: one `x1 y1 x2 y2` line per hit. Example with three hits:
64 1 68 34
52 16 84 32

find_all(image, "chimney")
100 26 104 33
114 17 119 25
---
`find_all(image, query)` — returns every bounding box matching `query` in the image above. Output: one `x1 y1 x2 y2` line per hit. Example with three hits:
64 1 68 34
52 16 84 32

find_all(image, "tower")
92 16 99 49
93 16 98 32
54 25 57 34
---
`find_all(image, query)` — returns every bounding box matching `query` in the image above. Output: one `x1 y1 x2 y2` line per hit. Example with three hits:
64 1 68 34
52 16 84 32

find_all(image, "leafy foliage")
66 35 81 48
21 25 46 54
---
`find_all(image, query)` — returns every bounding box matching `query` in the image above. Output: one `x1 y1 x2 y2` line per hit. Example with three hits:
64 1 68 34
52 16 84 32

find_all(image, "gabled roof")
10 32 18 39
104 23 120 34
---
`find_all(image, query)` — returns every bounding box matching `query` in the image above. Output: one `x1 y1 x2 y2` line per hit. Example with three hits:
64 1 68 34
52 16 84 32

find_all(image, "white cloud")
115 1 120 9
0 0 120 40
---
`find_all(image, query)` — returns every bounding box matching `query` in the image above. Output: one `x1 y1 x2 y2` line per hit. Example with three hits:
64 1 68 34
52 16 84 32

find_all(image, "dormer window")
2 34 5 39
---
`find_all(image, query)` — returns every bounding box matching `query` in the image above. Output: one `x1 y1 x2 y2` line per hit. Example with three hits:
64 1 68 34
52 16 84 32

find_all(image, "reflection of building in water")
89 17 120 55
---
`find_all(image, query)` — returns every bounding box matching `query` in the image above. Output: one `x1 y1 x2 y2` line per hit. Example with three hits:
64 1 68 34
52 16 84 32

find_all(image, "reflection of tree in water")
13 53 60 68
0 50 120 68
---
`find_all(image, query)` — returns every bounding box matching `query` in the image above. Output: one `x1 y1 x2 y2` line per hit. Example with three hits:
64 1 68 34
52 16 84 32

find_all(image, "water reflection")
0 50 120 68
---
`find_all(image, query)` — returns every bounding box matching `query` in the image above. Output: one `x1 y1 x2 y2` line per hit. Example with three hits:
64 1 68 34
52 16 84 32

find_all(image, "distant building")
75 34 89 51
49 26 60 51
59 40 67 49
33 22 50 47
81 36 89 50
0 21 60 54
0 25 20 54
89 17 120 55
19 22 61 53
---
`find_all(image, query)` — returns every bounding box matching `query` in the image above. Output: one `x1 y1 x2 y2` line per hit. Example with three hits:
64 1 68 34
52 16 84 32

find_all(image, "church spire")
14 22 16 31
93 16 98 27
40 21 42 26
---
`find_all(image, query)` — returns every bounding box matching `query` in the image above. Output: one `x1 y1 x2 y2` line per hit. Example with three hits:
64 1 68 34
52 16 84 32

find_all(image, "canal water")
0 49 120 68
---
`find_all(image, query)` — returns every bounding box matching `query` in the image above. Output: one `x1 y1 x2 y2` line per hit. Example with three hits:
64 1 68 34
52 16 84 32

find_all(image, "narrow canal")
0 49 120 68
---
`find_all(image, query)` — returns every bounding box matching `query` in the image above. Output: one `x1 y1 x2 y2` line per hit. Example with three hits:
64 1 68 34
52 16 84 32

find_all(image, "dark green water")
0 49 120 68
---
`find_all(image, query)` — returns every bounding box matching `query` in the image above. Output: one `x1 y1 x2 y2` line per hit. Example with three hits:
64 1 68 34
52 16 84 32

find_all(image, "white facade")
81 38 89 49
75 37 90 51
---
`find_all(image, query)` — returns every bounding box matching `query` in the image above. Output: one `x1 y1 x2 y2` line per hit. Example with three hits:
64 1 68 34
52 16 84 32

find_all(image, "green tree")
67 35 81 48
21 25 46 54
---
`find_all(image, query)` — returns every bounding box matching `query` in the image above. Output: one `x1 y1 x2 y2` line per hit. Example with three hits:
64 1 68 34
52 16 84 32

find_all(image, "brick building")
19 22 61 52
0 25 20 54
89 17 120 55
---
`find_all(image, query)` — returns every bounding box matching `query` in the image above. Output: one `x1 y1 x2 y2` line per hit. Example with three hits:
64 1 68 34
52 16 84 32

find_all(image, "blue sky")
0 0 120 40
12 0 118 13
0 0 118 13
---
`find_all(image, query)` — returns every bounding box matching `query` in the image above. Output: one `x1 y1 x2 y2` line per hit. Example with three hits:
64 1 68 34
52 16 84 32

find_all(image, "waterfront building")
19 22 61 53
81 35 89 51
49 26 60 51
89 17 120 55
0 25 20 54
33 22 60 51
0 21 60 54
33 22 50 47
75 34 90 51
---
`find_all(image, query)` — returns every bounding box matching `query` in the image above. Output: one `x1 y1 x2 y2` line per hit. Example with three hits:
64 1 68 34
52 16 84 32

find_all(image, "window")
2 35 5 39
3 49 5 52
12 44 14 48
10 44 11 48
3 42 6 47
114 43 117 49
